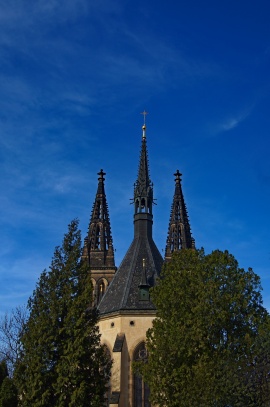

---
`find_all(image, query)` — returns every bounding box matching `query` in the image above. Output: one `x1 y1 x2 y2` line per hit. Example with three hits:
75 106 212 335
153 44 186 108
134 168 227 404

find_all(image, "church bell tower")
82 169 117 305
86 114 194 406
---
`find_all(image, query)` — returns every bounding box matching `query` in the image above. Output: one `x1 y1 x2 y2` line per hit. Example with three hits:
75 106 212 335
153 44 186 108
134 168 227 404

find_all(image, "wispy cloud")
209 105 254 135
1 0 269 319
0 0 119 29
220 117 243 131
218 112 249 131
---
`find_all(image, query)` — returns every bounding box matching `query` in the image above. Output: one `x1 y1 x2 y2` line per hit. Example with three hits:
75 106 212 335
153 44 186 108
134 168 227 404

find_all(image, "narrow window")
97 280 105 304
133 343 151 407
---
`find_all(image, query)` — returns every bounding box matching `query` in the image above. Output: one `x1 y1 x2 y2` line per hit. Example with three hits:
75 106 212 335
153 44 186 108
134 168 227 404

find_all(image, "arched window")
133 342 151 407
97 280 106 304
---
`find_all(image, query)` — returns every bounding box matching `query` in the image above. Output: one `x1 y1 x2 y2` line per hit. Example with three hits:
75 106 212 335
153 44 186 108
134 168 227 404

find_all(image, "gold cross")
140 110 148 125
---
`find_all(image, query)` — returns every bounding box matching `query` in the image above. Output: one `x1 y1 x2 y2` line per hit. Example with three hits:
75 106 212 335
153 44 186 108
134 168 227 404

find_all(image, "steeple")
133 116 154 238
165 170 195 261
82 169 116 269
98 117 163 315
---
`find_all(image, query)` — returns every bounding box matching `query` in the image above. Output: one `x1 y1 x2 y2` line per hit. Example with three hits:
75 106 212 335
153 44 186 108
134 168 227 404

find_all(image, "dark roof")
98 124 163 315
98 234 163 315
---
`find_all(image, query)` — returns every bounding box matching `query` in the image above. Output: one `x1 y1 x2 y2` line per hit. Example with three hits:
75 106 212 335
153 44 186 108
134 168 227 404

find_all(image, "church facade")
82 120 194 406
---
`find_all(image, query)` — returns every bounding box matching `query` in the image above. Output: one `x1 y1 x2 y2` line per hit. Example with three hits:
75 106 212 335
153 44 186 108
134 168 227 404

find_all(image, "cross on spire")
98 169 106 182
141 110 148 139
141 110 148 125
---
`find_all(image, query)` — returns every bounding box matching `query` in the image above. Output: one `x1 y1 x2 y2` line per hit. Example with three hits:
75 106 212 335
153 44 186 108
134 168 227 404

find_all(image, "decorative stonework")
85 118 194 406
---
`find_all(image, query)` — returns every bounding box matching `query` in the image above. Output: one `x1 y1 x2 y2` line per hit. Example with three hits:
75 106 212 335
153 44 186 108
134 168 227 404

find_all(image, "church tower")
86 116 194 406
97 119 163 407
165 169 195 261
82 169 117 305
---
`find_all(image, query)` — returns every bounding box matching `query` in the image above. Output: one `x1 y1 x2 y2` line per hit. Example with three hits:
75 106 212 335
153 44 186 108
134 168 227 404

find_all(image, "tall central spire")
98 116 163 315
133 119 154 238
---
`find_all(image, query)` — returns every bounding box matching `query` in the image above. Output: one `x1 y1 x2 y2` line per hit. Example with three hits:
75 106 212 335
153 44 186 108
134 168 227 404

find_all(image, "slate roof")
98 123 163 315
98 234 163 314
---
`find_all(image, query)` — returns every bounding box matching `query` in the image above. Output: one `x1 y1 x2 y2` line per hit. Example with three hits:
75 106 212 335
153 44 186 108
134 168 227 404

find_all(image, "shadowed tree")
0 376 18 407
136 248 270 407
0 360 8 389
0 360 18 407
14 219 111 407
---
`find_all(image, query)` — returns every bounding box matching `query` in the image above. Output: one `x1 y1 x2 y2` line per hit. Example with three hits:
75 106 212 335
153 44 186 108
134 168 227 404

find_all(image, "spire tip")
141 110 148 139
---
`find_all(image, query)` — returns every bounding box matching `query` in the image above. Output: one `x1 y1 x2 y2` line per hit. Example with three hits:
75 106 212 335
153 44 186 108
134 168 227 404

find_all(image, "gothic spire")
98 118 163 315
133 118 153 220
82 169 115 268
165 170 195 261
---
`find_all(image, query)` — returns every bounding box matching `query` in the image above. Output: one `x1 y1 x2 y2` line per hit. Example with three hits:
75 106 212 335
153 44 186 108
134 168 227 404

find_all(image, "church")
82 117 195 406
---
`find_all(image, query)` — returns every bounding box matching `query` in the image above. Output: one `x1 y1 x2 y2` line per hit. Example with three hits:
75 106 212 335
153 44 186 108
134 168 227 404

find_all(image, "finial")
141 110 148 125
140 110 148 139
174 170 182 183
98 169 106 182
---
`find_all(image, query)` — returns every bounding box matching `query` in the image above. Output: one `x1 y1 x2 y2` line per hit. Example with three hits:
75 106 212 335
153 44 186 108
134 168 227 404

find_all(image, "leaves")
0 376 18 407
14 219 111 406
138 248 270 407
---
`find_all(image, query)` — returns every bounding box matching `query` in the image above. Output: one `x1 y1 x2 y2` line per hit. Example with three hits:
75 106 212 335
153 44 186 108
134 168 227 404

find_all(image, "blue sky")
1 0 270 316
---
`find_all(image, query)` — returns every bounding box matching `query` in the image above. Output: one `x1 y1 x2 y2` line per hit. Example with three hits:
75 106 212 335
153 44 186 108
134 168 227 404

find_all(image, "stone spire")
134 121 153 214
82 169 116 269
98 118 163 315
165 170 195 261
133 120 154 239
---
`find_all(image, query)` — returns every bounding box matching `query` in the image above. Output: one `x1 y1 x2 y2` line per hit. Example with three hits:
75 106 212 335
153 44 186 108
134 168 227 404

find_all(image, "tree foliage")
0 361 8 389
137 248 270 407
0 377 18 407
14 219 111 407
0 360 18 407
245 315 270 406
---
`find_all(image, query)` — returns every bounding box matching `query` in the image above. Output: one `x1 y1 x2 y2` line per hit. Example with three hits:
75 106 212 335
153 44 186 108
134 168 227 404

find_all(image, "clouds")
0 0 111 29
0 0 223 132
206 104 254 136
0 0 270 317
219 116 245 132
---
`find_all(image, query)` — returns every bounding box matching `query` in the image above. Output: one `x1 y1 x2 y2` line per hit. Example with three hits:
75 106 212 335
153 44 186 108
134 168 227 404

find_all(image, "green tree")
137 249 270 407
244 315 270 406
0 377 18 407
14 219 111 407
0 360 8 388
0 360 18 407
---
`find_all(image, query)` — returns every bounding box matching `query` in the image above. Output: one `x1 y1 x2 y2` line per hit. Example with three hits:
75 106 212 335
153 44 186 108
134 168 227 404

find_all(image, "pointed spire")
165 170 195 261
98 115 163 315
82 169 115 268
133 113 153 216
